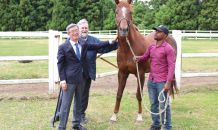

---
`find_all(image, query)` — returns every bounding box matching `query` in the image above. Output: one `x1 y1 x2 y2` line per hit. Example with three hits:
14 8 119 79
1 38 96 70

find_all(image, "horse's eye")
115 11 118 14
130 12 132 15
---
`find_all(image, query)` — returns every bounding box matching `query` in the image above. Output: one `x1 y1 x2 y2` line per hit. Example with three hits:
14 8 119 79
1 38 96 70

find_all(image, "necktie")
75 43 80 60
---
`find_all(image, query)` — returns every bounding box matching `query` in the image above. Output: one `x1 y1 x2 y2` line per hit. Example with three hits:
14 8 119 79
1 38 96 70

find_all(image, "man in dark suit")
57 23 117 130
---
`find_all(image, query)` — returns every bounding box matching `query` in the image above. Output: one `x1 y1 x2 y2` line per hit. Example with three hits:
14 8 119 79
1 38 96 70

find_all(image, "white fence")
0 30 218 93
89 30 218 39
172 30 218 89
0 30 60 94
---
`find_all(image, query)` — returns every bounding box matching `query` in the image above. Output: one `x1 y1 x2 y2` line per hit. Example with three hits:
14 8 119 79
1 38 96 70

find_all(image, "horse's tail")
170 73 179 99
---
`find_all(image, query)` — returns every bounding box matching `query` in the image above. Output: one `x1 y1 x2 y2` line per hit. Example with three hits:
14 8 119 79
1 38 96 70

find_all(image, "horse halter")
115 11 132 27
116 17 131 27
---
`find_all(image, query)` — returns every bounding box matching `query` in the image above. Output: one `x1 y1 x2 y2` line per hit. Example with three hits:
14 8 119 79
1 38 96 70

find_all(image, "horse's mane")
133 24 139 32
116 0 134 12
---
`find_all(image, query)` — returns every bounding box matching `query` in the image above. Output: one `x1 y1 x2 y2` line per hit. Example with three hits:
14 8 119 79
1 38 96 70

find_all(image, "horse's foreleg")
109 71 129 123
136 71 145 124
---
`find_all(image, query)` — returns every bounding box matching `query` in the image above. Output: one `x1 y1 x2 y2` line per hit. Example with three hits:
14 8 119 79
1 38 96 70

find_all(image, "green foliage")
142 0 168 29
1 0 20 31
198 0 218 30
101 0 116 30
155 0 201 30
35 0 53 31
76 0 103 30
103 9 116 30
132 0 149 29
18 0 35 31
1 0 218 31
49 0 77 31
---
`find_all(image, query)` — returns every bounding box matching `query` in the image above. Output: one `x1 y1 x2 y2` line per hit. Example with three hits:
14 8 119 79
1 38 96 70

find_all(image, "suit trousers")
73 77 92 119
58 76 86 130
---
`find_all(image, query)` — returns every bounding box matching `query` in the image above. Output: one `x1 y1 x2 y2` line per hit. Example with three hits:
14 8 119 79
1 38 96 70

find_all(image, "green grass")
0 84 218 129
182 39 218 53
0 39 49 56
0 61 48 80
181 39 218 72
182 57 218 72
0 39 218 79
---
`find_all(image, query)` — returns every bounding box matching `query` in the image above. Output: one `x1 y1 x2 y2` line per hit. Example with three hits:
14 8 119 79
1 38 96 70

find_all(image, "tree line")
0 0 218 31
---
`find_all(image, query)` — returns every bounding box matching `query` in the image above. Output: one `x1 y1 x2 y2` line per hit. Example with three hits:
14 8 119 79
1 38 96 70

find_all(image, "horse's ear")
115 0 119 5
128 0 132 4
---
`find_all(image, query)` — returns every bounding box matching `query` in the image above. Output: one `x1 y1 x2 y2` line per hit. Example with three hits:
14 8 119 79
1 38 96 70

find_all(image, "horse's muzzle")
119 27 129 37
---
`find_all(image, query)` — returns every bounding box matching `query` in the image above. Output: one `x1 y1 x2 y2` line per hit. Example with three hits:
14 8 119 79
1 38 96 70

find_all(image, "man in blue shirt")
52 19 119 126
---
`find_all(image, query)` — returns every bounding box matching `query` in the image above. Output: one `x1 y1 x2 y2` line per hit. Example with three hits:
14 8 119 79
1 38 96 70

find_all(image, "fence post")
210 30 211 39
172 30 181 89
49 30 59 94
195 30 197 40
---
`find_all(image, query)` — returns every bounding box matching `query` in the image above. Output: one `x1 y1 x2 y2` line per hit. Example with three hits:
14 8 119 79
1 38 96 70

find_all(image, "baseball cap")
152 25 169 36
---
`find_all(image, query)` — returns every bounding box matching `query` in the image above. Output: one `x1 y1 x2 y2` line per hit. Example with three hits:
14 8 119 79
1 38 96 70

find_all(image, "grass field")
0 83 218 130
0 38 218 79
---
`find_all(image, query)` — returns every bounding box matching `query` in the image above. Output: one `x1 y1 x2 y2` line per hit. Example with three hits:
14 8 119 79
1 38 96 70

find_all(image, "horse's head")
115 0 133 37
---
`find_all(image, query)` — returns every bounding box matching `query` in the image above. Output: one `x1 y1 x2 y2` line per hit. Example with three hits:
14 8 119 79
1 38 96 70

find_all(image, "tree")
143 0 168 29
198 0 218 30
0 0 21 31
35 0 53 31
50 0 77 31
0 0 9 31
100 0 116 29
132 0 149 29
18 0 35 31
103 9 116 30
76 0 102 30
155 0 201 30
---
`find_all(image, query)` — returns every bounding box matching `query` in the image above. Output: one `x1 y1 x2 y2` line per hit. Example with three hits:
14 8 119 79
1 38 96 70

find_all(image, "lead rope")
126 38 169 124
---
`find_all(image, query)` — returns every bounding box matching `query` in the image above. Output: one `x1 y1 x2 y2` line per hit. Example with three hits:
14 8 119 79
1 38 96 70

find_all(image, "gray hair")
77 19 89 27
66 23 79 33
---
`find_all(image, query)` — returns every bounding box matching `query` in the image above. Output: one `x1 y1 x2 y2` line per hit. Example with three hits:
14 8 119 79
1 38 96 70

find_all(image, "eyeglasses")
69 30 79 33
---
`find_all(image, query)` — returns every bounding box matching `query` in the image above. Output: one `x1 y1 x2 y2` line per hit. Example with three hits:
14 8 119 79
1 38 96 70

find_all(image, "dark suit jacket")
57 38 110 84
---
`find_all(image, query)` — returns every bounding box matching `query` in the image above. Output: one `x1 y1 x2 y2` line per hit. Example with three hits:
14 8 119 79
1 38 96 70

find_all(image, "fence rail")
2 30 218 39
0 56 48 61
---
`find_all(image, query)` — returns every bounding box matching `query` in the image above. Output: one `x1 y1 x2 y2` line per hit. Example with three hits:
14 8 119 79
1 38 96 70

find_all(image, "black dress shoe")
81 117 88 124
148 125 161 130
72 125 87 130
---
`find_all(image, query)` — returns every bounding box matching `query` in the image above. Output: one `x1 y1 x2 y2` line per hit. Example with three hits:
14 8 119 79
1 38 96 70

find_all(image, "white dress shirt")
69 40 82 56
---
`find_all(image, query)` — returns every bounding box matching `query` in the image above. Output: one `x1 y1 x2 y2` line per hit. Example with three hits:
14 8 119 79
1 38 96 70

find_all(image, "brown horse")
110 0 178 123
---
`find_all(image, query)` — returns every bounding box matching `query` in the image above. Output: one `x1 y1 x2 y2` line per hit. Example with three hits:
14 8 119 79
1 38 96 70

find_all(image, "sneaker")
80 117 88 124
148 125 161 130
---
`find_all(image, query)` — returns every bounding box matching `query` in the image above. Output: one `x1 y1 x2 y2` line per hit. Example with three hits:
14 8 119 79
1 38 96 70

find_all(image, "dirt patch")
1 74 218 95
0 83 49 94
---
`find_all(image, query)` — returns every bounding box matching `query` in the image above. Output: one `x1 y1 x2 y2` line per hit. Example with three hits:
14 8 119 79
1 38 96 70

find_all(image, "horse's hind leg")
136 71 145 124
109 70 129 123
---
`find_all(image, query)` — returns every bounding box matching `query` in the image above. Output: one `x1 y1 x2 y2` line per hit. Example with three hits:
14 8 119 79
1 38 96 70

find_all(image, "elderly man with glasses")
57 23 117 130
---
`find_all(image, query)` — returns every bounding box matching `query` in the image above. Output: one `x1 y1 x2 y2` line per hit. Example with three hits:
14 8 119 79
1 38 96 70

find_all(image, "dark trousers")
78 77 91 118
58 77 86 130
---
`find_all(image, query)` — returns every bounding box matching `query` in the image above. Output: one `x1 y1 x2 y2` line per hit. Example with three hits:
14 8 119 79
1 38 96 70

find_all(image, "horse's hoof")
109 120 116 124
135 120 143 124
